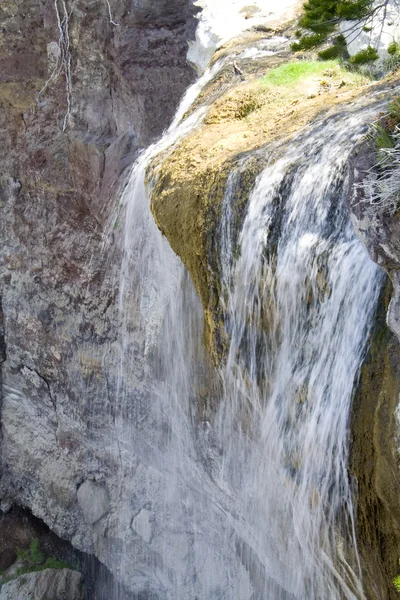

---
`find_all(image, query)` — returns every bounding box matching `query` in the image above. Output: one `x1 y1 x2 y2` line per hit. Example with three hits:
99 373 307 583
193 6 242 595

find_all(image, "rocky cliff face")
347 130 400 600
0 0 198 591
3 0 400 597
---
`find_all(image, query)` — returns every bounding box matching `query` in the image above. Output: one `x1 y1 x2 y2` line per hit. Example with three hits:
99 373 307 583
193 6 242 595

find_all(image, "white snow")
188 0 300 73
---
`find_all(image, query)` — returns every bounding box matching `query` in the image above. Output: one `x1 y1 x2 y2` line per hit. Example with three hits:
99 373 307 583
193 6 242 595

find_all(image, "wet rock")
131 508 153 543
77 481 110 526
350 283 400 600
0 569 84 600
348 126 400 599
0 0 198 591
348 135 400 344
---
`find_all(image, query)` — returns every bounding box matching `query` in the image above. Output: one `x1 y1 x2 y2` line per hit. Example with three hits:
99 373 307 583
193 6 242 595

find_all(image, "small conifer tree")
291 0 396 59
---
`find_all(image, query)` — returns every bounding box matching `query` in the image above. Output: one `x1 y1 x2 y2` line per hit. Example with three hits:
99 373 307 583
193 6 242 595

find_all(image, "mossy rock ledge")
147 50 394 361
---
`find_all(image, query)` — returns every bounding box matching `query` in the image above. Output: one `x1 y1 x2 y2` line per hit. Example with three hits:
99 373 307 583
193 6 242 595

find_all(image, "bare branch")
38 0 72 132
354 127 400 214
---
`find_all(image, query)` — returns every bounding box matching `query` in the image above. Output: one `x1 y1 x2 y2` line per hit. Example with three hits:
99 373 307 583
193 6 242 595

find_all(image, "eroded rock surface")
0 0 198 591
347 115 400 599
0 568 84 600
77 481 110 526
349 136 400 343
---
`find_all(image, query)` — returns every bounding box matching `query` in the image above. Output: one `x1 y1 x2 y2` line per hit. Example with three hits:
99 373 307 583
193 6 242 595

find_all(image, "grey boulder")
0 568 83 600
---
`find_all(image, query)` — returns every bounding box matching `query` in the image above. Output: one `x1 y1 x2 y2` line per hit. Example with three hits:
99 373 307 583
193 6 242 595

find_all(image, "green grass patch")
261 60 339 86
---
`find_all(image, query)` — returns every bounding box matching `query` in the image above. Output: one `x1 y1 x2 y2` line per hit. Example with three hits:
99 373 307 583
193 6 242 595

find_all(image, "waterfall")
216 112 384 598
114 31 385 600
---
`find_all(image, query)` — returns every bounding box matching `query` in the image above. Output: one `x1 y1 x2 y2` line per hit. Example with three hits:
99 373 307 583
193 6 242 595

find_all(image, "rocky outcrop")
0 0 198 591
347 123 400 600
149 43 400 596
351 283 400 600
0 568 84 600
149 45 384 358
349 135 400 343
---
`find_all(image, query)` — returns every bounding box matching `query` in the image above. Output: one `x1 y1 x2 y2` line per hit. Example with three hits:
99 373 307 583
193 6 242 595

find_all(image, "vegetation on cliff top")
261 59 344 85
292 0 372 49
292 0 400 66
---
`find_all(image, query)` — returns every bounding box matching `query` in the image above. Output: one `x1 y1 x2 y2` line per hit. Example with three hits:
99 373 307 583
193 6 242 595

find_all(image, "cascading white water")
215 112 384 598
112 59 260 599
114 26 385 600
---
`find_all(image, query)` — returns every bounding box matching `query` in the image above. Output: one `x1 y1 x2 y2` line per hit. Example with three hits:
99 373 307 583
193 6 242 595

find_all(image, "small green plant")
349 46 379 65
361 99 400 216
372 96 400 151
373 123 397 150
14 538 72 578
393 558 400 592
388 41 400 56
30 538 44 565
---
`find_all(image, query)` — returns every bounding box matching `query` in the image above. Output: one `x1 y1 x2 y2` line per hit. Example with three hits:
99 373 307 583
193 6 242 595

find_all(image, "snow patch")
188 0 300 73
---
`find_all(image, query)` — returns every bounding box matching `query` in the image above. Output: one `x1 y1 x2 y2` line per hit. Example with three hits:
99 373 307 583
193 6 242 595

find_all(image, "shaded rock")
0 569 83 600
0 499 12 514
350 283 400 600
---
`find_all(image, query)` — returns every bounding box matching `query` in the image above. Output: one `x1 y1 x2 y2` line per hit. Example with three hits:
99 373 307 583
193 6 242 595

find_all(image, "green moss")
374 124 397 150
12 538 73 580
394 572 400 592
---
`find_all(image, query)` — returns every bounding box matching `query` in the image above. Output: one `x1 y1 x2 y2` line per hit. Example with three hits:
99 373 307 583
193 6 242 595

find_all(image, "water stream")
114 32 384 600
216 113 384 599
